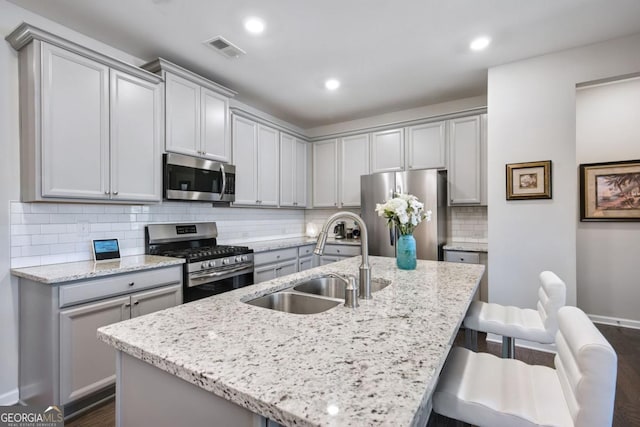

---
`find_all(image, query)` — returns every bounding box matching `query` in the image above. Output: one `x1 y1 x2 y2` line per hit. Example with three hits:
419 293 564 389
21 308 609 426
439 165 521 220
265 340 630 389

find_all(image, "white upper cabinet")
295 139 308 207
448 115 484 205
280 133 308 207
232 115 279 206
8 24 164 203
340 134 370 207
165 73 200 157
370 128 404 173
405 121 447 170
201 88 231 162
143 58 235 163
40 43 110 200
257 125 279 206
313 139 339 207
232 115 258 205
109 70 162 202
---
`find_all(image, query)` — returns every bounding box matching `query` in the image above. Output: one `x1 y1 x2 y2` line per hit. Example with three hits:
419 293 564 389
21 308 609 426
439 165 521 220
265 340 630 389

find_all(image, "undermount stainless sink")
245 291 341 314
293 276 391 298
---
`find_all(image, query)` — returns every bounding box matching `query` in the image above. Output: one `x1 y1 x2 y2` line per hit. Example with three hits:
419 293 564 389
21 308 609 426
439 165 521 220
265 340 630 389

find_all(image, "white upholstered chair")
433 306 618 427
464 270 566 358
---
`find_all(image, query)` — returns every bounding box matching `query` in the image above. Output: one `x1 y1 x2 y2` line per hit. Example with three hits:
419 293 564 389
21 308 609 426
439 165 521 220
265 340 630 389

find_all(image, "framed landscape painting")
580 159 640 221
506 160 552 200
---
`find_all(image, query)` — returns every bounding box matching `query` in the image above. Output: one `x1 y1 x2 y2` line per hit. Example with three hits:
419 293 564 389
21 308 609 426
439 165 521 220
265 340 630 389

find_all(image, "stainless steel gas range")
145 222 254 303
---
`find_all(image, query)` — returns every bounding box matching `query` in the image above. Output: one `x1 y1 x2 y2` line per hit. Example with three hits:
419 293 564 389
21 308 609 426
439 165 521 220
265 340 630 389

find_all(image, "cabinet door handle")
128 282 135 286
124 303 131 308
113 191 118 195
133 301 139 306
104 191 110 195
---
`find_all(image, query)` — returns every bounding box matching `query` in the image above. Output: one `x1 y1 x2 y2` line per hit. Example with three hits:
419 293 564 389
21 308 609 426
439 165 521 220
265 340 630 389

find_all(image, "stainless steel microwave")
164 153 235 203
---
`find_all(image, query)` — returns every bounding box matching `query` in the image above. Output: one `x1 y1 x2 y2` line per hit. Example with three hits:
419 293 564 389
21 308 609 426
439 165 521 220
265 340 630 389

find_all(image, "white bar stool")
464 271 566 358
433 306 617 427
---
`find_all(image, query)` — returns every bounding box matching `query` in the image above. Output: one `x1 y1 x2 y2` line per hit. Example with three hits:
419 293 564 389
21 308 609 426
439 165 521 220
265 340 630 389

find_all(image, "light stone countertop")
10 255 185 284
97 256 484 427
443 242 488 253
235 236 361 253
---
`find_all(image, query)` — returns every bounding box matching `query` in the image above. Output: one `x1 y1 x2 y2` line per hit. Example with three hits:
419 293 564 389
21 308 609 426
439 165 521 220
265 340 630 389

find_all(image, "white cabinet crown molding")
143 58 236 98
6 22 162 84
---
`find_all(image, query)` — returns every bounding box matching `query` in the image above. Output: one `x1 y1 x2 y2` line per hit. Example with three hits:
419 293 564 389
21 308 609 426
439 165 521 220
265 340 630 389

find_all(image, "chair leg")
501 336 516 358
464 328 478 351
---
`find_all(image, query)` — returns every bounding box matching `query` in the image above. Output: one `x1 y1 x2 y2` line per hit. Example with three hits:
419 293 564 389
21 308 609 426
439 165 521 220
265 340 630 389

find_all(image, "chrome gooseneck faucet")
314 212 371 299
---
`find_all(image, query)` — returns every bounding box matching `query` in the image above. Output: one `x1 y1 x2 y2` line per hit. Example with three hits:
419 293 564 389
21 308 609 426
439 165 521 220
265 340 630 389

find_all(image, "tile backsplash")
9 202 487 268
9 201 305 268
448 206 488 243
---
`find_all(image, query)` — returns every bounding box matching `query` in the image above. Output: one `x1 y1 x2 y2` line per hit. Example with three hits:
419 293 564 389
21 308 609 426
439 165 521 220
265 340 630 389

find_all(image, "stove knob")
242 255 249 262
235 256 242 263
208 261 215 268
201 262 208 269
222 258 230 265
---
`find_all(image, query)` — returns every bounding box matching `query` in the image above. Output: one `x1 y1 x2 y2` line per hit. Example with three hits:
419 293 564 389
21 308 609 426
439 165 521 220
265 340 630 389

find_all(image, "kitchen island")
97 256 484 427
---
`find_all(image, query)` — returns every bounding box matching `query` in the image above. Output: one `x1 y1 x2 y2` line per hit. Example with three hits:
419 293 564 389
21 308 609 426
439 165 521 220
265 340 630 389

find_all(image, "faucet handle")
343 275 359 308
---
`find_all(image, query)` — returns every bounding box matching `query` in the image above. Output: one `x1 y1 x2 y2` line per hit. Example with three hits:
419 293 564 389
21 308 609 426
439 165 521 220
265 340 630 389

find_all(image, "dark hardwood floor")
65 324 640 427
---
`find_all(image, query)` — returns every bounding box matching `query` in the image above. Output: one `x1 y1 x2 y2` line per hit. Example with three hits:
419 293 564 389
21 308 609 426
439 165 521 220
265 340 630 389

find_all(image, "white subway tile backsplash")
11 235 31 247
41 224 69 234
22 213 51 224
10 201 306 268
449 206 487 243
31 234 59 245
11 224 41 235
90 223 111 232
22 245 50 257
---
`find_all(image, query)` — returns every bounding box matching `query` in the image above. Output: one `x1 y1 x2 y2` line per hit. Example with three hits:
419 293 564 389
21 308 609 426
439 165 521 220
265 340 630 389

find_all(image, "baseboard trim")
588 314 640 330
485 333 556 354
0 388 19 405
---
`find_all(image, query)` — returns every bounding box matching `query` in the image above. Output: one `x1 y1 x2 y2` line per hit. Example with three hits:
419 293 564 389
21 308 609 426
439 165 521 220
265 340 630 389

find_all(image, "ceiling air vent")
204 36 246 59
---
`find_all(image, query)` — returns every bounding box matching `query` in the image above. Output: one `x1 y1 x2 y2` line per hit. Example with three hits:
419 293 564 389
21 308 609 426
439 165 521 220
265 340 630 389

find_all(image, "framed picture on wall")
506 160 552 200
579 159 640 221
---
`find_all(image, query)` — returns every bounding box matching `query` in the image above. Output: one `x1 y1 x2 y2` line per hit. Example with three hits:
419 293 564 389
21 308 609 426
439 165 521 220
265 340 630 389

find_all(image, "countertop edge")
11 256 185 284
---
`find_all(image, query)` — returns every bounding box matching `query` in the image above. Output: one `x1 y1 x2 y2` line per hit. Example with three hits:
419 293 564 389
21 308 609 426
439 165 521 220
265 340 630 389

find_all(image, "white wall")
487 33 640 314
576 76 640 325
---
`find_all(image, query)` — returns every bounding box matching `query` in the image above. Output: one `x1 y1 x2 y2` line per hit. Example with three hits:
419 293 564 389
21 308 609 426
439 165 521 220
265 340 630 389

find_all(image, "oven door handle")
190 264 252 282
220 164 226 201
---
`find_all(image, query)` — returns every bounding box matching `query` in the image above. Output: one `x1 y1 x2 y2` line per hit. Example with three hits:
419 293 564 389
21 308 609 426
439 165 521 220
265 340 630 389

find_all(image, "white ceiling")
9 0 640 129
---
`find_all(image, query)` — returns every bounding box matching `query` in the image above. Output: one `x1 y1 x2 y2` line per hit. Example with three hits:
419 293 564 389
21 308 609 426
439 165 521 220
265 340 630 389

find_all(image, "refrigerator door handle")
389 227 394 246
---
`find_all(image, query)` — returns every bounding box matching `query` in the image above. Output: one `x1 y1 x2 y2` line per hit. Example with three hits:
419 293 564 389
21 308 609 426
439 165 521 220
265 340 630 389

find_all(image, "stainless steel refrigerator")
361 169 447 261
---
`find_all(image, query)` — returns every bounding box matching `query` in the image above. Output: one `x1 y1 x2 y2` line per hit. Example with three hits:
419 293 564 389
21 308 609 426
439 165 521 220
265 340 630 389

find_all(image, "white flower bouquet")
375 193 432 236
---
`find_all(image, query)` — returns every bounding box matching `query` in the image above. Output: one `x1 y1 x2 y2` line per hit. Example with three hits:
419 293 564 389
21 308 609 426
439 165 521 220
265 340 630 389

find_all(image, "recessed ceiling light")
244 17 265 35
325 79 340 91
470 36 491 51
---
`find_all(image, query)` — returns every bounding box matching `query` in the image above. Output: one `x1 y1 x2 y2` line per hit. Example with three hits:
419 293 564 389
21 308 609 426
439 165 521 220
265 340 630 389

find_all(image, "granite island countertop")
11 255 185 284
97 256 484 427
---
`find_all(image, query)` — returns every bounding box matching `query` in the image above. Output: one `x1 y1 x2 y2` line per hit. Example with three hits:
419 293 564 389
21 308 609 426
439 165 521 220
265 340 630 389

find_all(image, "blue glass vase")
396 234 417 270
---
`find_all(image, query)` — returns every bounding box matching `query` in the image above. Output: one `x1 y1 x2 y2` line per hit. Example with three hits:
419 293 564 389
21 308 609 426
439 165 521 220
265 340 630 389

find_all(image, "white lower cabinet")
298 256 314 271
19 265 182 415
59 283 181 404
254 260 297 283
59 296 131 404
444 249 488 302
317 244 361 265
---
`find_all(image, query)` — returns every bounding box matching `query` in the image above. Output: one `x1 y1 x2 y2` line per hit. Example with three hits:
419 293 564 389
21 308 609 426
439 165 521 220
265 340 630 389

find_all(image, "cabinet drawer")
298 244 316 257
59 266 182 308
323 244 360 257
444 251 480 264
254 248 298 266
